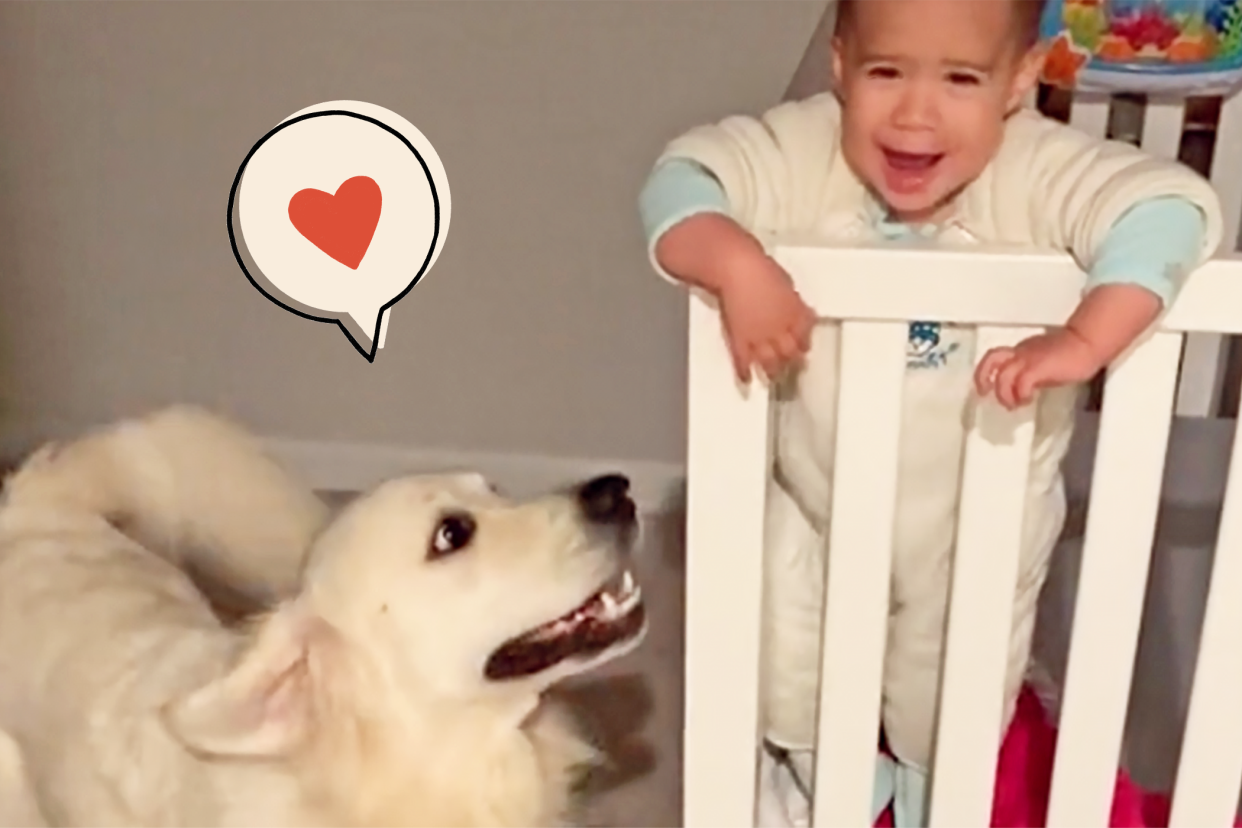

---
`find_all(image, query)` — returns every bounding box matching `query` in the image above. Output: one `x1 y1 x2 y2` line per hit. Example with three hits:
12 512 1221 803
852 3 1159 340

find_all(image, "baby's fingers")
791 315 814 354
777 331 806 369
728 341 752 384
798 300 817 341
754 341 784 383
1013 363 1047 408
975 347 1014 396
994 358 1032 410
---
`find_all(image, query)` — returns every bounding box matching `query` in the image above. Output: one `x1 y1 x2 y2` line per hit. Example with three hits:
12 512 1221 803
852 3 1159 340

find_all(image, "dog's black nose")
576 474 636 526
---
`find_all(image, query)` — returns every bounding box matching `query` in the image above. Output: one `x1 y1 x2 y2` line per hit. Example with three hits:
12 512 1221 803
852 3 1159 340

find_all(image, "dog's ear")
162 605 323 759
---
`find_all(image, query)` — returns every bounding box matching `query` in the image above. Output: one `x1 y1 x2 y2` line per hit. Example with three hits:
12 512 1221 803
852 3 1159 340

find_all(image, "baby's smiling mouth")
881 148 945 171
879 147 946 195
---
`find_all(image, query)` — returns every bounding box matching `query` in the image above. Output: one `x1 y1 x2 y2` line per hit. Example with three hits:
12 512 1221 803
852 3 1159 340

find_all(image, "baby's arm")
976 196 1207 409
640 158 815 382
638 96 840 382
639 158 753 293
1067 195 1206 359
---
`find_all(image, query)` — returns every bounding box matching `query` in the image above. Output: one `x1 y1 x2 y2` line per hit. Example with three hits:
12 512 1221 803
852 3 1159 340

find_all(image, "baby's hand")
651 212 815 383
718 258 817 384
974 329 1105 410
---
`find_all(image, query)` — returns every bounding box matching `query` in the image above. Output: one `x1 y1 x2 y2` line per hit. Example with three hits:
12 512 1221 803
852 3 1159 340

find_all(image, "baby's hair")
834 0 1049 50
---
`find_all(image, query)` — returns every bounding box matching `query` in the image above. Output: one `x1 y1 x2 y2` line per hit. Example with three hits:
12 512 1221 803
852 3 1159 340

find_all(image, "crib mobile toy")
1040 0 1242 95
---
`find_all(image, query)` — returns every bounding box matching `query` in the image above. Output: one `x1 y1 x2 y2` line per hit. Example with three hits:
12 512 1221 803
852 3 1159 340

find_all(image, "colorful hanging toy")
1039 0 1242 95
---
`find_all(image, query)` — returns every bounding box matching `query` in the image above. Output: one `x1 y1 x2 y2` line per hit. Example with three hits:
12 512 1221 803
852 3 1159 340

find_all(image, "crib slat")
1139 98 1185 159
1168 408 1242 827
810 320 907 828
1068 94 1111 139
928 326 1041 828
1179 94 1242 419
1134 99 1214 420
683 292 772 828
1046 331 1183 827
1213 93 1242 251
1180 333 1230 418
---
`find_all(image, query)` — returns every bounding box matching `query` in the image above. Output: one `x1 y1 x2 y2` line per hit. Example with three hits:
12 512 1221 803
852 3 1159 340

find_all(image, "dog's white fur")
0 406 637 826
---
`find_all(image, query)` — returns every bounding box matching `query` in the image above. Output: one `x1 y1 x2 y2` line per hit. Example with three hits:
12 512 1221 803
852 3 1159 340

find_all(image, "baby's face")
832 0 1045 224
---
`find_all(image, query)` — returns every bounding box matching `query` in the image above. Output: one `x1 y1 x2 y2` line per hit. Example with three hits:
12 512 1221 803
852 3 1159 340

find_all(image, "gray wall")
0 0 825 465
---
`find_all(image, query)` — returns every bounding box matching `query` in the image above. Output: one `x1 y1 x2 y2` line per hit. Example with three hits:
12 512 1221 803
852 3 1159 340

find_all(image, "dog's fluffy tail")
1 405 330 610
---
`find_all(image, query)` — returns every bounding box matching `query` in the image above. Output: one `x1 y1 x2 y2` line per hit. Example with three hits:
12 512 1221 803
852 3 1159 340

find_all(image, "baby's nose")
893 86 938 128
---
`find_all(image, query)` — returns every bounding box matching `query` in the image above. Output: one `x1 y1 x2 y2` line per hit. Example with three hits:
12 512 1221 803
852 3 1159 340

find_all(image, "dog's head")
161 471 646 761
302 470 647 695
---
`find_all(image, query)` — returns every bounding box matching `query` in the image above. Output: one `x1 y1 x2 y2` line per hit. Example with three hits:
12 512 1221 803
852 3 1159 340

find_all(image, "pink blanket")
872 685 1241 828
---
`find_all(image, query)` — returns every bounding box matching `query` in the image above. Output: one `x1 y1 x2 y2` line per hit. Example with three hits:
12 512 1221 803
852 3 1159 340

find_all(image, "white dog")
0 406 647 826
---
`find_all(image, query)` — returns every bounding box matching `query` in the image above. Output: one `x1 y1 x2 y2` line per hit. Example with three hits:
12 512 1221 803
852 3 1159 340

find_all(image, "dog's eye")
429 512 476 560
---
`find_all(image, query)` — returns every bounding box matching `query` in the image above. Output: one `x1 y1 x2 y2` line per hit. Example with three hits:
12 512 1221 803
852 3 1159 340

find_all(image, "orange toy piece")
1042 31 1092 87
1167 33 1213 62
1096 33 1139 61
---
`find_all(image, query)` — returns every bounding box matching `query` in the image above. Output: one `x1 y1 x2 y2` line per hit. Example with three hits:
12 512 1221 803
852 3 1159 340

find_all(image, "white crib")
680 89 1242 827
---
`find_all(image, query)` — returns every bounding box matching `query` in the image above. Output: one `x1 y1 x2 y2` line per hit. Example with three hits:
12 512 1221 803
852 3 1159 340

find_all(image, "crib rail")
682 241 1242 827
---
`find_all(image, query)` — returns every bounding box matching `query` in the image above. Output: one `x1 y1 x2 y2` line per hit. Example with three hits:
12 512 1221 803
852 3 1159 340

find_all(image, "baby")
638 0 1225 825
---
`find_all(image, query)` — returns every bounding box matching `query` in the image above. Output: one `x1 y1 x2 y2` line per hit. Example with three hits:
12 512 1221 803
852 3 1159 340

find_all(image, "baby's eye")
865 65 901 80
946 71 984 86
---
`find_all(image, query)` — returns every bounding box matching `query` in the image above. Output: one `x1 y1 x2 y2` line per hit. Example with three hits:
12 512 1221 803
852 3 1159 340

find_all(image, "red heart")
287 175 382 271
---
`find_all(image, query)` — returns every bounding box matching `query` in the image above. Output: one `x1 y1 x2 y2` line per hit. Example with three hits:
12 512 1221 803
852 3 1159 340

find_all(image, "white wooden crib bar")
682 242 1242 828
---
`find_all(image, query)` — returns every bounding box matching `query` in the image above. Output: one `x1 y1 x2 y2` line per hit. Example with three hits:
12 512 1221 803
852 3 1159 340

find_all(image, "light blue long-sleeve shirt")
639 157 1206 308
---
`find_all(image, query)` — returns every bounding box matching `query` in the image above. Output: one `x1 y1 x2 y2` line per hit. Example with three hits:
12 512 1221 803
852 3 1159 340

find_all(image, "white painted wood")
809 320 906 828
1212 93 1242 249
1137 98 1213 418
1179 94 1242 420
683 233 1242 825
927 325 1040 828
1139 98 1186 159
1179 332 1231 419
775 242 1242 334
682 290 772 828
1068 94 1111 139
1168 404 1242 827
1046 331 1183 827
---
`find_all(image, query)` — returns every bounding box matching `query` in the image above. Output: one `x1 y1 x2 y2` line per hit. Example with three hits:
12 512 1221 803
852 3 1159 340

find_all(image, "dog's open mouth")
484 569 646 680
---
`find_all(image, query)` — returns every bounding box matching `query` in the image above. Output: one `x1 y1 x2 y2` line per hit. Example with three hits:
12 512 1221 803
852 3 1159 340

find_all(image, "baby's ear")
162 605 324 759
1009 40 1049 110
830 35 847 93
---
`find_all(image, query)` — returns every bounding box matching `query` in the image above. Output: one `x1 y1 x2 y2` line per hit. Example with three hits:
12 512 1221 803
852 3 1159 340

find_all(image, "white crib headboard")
682 246 1242 827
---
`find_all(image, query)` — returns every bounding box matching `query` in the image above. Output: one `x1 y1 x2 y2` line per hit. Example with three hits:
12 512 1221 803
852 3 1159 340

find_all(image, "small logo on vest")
907 321 959 369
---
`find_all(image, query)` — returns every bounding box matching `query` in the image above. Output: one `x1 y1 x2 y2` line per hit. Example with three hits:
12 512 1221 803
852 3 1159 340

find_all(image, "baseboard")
0 418 686 515
265 436 686 514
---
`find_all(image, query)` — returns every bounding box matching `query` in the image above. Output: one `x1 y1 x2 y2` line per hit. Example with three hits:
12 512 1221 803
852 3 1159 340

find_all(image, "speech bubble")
228 100 450 361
